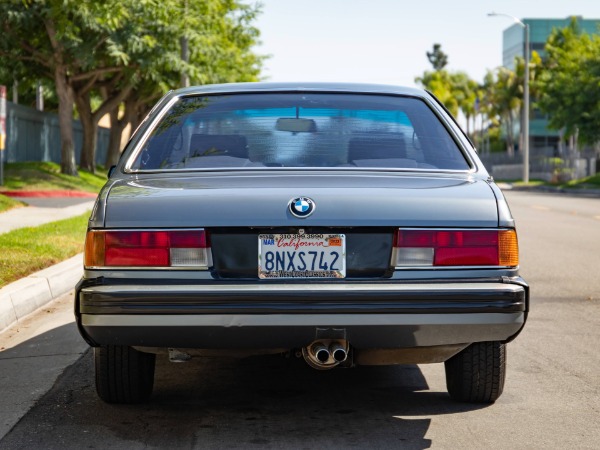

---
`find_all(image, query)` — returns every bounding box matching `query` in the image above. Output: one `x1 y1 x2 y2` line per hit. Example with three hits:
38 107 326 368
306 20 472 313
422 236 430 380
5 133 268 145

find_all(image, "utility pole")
523 23 530 183
0 85 6 186
180 0 190 88
12 80 18 104
181 36 190 88
36 81 44 111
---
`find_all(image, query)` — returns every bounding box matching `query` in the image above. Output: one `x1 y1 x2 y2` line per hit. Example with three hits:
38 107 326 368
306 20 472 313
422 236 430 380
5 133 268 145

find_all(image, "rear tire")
94 345 156 404
444 341 506 403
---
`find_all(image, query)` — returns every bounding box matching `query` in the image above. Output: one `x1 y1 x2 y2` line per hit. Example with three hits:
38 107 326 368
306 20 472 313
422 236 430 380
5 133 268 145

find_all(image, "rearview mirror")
276 118 317 133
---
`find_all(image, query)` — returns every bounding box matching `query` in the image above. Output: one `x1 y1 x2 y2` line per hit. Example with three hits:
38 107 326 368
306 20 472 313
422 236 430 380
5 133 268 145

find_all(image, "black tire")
94 345 156 404
444 341 506 403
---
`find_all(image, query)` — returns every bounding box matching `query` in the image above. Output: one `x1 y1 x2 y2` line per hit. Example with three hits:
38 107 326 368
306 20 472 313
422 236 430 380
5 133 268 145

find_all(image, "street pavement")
0 194 93 440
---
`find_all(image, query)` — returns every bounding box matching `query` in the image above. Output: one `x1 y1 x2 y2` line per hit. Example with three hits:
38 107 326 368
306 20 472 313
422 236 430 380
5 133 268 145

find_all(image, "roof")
172 82 427 98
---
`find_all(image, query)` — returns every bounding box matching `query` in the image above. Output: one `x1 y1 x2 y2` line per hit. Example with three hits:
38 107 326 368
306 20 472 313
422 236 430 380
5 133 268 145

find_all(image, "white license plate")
258 234 346 279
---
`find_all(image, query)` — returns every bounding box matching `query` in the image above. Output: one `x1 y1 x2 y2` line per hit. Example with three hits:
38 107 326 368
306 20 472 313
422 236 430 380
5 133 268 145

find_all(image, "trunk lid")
103 172 498 228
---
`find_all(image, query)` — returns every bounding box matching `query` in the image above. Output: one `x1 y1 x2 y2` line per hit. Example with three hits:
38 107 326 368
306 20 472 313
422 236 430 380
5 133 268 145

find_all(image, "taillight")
393 229 518 268
84 229 212 269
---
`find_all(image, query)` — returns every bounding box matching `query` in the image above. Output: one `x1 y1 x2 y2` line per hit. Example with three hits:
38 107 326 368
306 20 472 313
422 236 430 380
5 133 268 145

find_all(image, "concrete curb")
0 254 82 333
0 190 97 198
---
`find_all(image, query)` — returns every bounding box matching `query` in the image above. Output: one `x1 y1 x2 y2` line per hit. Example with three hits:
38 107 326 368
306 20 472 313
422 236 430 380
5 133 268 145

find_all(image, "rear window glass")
129 93 470 171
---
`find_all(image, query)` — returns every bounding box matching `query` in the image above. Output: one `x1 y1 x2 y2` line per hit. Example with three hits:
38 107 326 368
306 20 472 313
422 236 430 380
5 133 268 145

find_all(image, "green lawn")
562 173 600 189
498 174 600 190
0 193 27 213
2 161 107 193
0 213 89 288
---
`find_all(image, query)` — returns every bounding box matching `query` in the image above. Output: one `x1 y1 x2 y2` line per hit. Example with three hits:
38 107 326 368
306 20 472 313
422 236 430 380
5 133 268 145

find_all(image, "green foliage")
415 69 478 129
479 51 541 154
536 18 600 144
482 67 520 152
486 126 506 153
415 70 459 116
564 173 600 188
0 194 27 213
0 0 264 173
426 43 448 71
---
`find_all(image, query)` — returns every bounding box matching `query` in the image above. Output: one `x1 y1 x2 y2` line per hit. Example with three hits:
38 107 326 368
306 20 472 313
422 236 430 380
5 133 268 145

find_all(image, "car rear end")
75 83 528 404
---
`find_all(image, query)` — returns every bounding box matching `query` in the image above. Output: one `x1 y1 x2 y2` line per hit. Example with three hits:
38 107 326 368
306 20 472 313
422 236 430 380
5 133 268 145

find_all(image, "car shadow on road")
2 343 491 449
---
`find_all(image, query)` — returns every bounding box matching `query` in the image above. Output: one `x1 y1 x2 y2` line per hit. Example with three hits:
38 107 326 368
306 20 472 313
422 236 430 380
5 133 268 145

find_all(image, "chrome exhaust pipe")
330 343 347 362
312 344 330 363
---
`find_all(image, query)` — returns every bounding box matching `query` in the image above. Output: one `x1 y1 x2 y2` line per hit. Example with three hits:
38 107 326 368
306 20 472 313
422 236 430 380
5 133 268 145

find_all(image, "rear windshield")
129 93 470 171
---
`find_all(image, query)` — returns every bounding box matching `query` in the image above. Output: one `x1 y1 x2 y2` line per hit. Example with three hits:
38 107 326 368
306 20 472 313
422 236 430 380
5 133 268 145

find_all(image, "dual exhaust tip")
313 342 348 363
301 340 349 370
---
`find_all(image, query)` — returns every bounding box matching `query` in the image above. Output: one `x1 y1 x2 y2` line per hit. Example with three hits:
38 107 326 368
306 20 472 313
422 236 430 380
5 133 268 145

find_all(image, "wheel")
94 345 156 404
444 341 506 403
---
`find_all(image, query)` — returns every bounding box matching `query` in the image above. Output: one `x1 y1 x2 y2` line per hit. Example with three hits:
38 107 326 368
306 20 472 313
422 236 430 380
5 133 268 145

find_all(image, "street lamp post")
488 12 530 183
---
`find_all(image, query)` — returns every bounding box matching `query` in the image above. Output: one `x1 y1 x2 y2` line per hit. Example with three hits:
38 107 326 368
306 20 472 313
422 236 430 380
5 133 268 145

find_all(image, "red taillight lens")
393 229 518 267
84 229 211 268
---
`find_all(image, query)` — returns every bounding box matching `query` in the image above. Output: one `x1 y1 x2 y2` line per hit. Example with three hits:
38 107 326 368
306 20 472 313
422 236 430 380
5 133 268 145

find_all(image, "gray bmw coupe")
76 82 528 404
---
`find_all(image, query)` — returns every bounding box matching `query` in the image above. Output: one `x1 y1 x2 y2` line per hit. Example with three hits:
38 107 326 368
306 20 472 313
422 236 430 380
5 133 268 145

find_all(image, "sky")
254 0 600 87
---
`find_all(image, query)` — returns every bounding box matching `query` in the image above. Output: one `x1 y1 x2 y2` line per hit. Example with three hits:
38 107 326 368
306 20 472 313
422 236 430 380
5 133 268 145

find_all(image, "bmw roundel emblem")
289 197 315 218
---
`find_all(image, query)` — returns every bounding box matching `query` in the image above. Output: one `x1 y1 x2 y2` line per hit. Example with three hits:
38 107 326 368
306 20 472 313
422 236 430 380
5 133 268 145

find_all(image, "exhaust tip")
303 340 349 370
315 347 330 363
330 343 348 363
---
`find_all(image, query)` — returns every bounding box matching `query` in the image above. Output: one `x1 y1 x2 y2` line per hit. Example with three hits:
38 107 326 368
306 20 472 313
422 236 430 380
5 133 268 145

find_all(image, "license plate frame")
258 233 346 279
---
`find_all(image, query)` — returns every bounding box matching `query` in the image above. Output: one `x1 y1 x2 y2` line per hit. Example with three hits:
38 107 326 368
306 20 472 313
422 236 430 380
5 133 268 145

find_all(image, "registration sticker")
258 233 346 279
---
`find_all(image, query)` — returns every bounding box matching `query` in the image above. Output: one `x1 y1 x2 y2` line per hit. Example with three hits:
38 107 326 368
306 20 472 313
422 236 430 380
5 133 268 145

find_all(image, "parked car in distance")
75 82 528 404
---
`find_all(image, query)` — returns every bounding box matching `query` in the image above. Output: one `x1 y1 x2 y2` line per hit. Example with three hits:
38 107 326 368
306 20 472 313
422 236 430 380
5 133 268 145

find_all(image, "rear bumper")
75 278 528 349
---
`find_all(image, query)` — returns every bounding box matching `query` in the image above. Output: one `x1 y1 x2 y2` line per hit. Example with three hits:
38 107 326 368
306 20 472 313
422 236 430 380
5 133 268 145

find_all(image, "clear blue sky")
254 0 600 87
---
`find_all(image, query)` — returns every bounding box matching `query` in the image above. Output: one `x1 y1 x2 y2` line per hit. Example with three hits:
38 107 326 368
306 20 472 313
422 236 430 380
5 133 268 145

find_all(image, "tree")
415 68 479 139
450 72 478 135
536 18 600 146
103 0 263 167
484 67 521 154
0 1 132 175
415 70 459 116
426 43 448 71
0 0 264 174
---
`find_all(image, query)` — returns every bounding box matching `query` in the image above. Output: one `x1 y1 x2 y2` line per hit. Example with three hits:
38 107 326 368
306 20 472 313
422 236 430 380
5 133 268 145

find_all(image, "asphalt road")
1 190 599 449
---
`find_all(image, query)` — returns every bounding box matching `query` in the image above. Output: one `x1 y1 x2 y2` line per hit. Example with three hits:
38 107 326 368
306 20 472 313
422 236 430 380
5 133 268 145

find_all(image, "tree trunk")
76 83 133 172
54 67 78 176
105 96 141 167
505 113 515 157
75 91 97 173
105 107 125 167
130 103 150 132
465 113 470 135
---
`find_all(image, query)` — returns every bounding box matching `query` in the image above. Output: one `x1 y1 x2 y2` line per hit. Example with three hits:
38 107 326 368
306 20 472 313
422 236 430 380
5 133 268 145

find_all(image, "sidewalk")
0 200 95 234
0 194 94 333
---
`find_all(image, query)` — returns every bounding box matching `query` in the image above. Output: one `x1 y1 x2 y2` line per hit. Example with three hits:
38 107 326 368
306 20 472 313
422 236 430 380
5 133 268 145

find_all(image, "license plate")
258 233 346 279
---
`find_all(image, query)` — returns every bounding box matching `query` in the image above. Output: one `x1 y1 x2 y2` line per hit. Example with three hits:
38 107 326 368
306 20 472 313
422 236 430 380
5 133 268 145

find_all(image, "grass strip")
0 194 27 214
2 162 107 193
562 173 600 189
0 213 89 288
